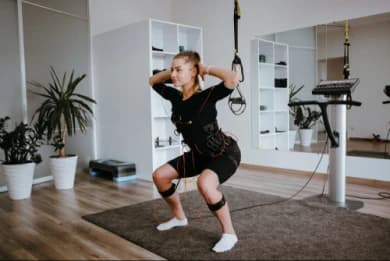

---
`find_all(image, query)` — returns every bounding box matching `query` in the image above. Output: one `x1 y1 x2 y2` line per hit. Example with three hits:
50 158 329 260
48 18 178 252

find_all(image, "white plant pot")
299 128 313 147
289 130 297 150
1 162 35 200
49 155 78 190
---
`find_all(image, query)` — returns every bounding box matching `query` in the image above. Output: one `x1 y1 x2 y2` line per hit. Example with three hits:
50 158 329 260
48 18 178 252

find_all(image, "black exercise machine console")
312 78 360 96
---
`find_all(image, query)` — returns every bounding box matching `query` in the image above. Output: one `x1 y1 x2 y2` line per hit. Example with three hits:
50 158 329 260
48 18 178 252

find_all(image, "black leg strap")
207 194 226 211
159 183 176 198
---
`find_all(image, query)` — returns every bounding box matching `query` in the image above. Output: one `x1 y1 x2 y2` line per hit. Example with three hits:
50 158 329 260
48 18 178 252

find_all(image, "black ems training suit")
152 82 241 184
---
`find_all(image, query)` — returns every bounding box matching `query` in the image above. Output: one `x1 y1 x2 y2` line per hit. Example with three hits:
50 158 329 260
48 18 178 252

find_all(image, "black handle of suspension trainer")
383 100 390 104
229 86 246 105
230 56 246 107
288 100 361 148
232 54 244 82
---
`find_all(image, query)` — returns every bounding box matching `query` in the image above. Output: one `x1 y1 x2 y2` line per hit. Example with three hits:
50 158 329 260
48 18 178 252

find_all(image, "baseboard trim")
0 175 53 193
240 163 390 189
349 137 390 143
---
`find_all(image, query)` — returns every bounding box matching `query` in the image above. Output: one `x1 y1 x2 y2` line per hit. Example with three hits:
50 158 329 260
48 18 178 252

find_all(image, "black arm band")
207 194 226 212
159 183 176 198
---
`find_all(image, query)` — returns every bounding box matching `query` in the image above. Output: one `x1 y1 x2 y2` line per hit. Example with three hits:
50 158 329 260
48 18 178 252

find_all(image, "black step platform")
89 159 136 183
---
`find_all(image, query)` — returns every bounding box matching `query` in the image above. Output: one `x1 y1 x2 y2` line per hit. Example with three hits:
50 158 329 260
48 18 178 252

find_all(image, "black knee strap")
159 183 176 198
207 194 226 212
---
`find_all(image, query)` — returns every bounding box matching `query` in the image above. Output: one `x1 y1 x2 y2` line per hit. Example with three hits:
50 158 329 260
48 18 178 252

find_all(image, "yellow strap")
235 0 241 17
344 20 349 41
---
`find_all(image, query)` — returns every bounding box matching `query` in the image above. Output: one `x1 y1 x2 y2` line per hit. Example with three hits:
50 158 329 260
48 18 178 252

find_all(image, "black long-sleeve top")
152 82 233 146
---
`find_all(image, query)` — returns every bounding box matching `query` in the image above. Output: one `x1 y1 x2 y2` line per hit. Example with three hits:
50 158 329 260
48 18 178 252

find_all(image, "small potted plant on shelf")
294 105 322 147
288 84 304 149
0 116 42 200
29 66 96 190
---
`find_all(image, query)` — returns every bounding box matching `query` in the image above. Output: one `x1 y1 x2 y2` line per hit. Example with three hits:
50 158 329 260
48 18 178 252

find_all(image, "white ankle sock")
212 233 238 253
156 217 188 231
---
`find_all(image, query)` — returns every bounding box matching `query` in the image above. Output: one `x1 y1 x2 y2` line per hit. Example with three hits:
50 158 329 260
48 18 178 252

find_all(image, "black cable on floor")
320 132 390 201
188 136 330 220
346 192 390 200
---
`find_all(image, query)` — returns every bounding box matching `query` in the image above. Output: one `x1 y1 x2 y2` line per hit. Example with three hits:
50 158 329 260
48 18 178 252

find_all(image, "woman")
149 51 241 253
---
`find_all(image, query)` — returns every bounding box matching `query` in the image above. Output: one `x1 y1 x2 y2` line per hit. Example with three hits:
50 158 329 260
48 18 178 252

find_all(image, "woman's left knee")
197 171 218 198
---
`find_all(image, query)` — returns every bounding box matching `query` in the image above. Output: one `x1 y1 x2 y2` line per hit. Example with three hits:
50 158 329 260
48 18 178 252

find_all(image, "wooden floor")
0 166 389 260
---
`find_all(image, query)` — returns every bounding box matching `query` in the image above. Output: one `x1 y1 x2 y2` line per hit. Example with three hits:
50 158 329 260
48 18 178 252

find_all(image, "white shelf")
152 51 177 57
259 132 275 137
259 62 275 67
154 144 181 151
150 19 202 169
153 115 171 119
275 132 288 136
251 38 290 151
93 19 202 181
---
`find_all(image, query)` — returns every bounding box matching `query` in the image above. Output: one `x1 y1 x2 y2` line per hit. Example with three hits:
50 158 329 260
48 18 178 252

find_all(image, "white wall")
93 21 154 180
348 20 390 139
0 0 23 122
317 19 390 139
0 0 24 185
0 0 93 188
23 0 93 178
90 0 174 35
89 0 390 181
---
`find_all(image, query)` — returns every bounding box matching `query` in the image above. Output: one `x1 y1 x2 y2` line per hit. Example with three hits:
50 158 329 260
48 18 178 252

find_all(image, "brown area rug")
83 186 390 260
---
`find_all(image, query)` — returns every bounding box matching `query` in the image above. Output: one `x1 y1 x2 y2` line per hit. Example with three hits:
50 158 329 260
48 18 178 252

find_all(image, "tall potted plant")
0 117 42 200
29 66 96 190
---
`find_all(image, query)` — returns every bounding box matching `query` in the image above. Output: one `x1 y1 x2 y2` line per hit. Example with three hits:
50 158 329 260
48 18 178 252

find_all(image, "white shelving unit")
94 19 202 181
251 39 290 150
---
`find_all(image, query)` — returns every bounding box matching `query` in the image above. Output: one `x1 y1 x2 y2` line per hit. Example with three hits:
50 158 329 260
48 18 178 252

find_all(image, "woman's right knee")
153 164 179 197
152 164 178 185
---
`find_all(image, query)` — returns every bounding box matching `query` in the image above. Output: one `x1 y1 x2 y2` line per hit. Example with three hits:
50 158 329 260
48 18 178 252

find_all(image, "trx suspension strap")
229 0 246 115
343 20 354 109
343 20 350 80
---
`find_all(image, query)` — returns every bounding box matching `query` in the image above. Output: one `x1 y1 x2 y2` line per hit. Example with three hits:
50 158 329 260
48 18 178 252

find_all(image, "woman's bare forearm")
199 64 239 89
149 70 171 86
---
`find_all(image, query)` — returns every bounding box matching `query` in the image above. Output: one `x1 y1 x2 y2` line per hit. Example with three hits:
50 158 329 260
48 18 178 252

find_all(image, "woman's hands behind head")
197 63 208 81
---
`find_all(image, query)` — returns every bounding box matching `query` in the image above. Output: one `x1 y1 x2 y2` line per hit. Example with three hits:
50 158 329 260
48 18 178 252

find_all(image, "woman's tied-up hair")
174 51 202 90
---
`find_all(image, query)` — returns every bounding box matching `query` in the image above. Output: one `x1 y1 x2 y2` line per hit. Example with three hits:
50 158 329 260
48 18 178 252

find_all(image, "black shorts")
167 138 241 184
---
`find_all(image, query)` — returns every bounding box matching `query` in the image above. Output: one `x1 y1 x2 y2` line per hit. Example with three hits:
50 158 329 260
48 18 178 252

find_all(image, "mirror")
257 12 390 159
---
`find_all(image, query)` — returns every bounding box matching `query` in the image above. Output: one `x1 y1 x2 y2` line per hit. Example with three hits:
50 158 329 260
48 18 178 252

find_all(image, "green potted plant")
288 84 304 149
29 66 96 190
294 105 322 146
0 116 42 200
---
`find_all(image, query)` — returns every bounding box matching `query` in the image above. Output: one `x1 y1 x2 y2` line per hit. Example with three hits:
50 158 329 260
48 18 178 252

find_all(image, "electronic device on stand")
289 21 364 209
